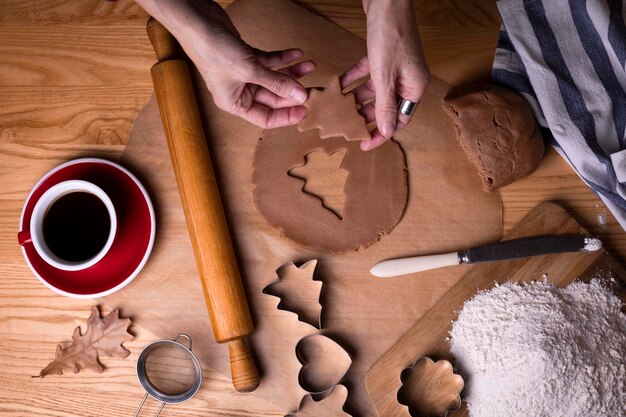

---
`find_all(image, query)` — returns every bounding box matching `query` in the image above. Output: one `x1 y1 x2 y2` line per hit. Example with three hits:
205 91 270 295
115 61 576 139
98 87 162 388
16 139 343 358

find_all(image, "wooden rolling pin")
146 18 260 393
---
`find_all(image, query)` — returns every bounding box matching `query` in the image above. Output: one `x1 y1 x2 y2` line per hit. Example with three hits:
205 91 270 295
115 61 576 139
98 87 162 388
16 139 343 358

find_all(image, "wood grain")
0 86 149 146
0 0 624 416
0 23 153 86
0 0 147 21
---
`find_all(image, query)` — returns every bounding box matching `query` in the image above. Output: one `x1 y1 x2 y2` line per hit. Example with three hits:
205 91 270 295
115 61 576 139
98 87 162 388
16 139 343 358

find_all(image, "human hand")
137 0 316 128
341 0 430 151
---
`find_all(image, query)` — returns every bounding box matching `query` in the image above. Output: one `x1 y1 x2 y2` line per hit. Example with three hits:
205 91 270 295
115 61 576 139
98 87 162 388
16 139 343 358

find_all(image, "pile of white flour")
450 279 626 417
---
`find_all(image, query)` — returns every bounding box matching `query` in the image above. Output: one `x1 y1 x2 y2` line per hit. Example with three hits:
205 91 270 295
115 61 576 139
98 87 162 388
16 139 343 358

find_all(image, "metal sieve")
133 334 202 417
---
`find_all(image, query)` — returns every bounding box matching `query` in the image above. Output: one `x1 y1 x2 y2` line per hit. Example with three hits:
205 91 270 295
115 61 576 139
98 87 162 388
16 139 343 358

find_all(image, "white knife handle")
370 252 461 277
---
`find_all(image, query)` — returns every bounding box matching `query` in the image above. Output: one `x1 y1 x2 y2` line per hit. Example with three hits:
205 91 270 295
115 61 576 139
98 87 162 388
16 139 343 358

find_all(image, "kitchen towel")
492 0 626 230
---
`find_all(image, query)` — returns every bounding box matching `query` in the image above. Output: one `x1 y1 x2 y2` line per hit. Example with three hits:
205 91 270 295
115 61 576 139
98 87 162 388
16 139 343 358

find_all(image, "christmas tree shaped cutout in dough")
298 75 370 142
288 149 349 220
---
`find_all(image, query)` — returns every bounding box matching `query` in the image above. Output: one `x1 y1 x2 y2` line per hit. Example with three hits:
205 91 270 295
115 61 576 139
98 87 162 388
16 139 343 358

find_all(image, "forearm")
135 0 312 129
135 0 233 61
135 0 196 32
362 0 420 44
362 0 414 18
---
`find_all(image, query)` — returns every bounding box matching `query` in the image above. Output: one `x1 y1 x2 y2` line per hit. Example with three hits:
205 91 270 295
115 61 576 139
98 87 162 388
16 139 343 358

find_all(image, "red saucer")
19 158 156 298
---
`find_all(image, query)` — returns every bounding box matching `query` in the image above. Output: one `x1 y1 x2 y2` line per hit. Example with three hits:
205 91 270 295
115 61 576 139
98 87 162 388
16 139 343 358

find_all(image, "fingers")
254 48 304 68
277 60 316 79
358 102 376 123
255 48 317 83
396 111 412 134
363 117 409 151
250 60 316 109
361 129 387 151
395 69 430 128
253 66 308 104
372 74 398 139
359 102 411 151
252 48 314 104
240 102 308 129
394 117 409 133
253 87 301 109
253 60 315 109
340 56 370 89
223 51 316 127
351 80 376 104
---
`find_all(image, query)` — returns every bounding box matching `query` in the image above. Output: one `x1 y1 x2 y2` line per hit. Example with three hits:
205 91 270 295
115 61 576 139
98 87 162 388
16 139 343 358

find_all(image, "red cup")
18 158 156 298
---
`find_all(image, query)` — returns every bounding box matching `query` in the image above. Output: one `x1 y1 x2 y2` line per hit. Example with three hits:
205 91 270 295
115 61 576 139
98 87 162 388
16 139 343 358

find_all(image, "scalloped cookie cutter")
397 357 464 417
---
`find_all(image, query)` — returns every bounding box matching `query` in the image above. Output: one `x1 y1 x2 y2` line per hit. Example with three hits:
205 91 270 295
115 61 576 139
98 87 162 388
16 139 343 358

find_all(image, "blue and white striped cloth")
492 0 626 230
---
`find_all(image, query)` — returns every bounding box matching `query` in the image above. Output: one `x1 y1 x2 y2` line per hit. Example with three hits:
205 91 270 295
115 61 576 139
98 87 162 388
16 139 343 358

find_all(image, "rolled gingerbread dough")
252 126 408 253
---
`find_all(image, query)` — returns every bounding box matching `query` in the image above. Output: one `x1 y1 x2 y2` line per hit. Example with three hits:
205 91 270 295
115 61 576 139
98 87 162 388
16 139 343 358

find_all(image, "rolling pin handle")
228 337 260 393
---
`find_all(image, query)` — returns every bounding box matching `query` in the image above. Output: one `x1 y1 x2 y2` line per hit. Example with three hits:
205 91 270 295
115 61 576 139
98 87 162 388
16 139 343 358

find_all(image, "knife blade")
370 235 602 278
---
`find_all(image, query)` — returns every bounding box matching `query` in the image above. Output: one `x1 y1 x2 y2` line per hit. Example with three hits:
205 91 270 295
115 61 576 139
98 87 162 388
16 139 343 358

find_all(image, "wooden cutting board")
365 202 626 417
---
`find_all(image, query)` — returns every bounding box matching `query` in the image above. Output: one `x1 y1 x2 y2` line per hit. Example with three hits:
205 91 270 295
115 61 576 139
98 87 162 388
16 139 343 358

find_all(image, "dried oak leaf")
35 306 133 378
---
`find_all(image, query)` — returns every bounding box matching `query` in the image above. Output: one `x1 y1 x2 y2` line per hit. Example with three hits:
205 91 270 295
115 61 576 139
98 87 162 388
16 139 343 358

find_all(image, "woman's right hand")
341 0 430 151
136 0 316 128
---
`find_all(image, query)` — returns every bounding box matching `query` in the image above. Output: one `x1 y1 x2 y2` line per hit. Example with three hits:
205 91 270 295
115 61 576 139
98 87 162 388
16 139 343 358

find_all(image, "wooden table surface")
0 1 623 416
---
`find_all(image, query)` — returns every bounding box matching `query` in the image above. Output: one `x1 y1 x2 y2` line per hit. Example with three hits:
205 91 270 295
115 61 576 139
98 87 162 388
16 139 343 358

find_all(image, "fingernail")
290 88 308 104
381 122 394 138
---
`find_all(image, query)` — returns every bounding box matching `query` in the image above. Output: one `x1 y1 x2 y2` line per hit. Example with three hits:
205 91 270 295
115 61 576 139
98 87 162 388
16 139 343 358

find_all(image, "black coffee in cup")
43 192 111 262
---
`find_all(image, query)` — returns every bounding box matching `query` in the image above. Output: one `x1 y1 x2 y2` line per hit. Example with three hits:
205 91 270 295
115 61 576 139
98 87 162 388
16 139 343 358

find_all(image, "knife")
370 235 602 278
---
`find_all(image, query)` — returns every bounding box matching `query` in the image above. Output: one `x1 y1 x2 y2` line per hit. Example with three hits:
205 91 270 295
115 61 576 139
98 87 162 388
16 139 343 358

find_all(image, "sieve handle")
173 333 192 350
154 403 165 417
133 393 166 417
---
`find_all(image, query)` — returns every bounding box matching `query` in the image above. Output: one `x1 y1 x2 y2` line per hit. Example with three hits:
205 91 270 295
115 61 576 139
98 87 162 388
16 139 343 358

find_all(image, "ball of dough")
442 84 545 192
